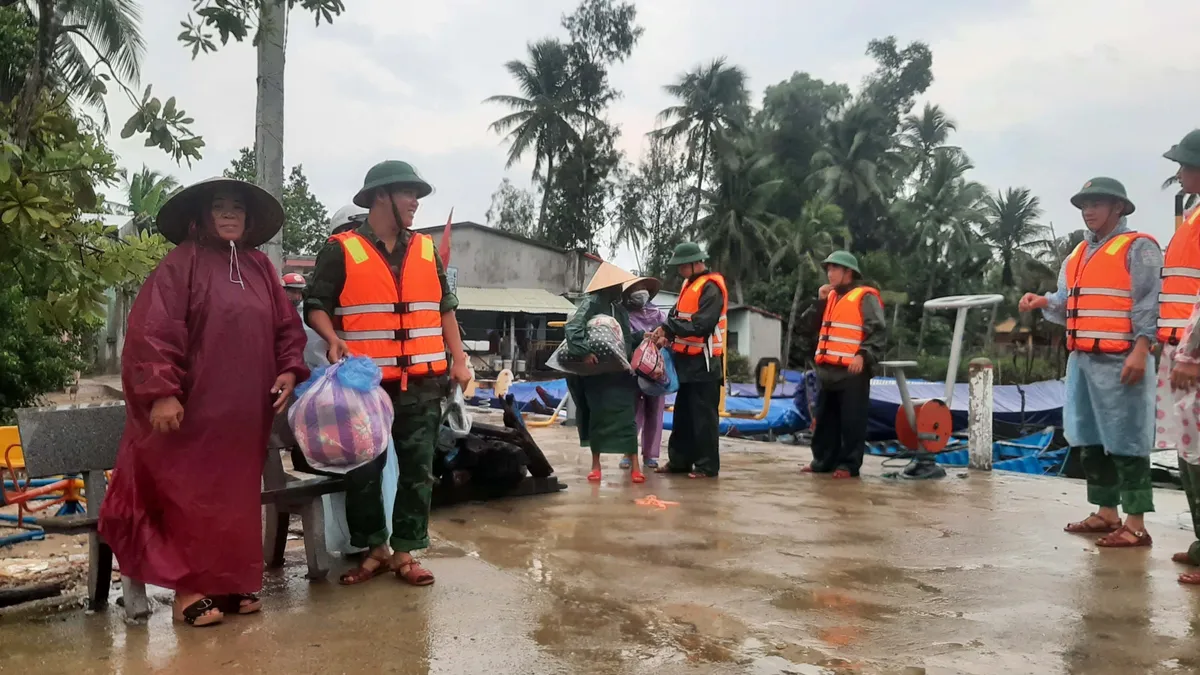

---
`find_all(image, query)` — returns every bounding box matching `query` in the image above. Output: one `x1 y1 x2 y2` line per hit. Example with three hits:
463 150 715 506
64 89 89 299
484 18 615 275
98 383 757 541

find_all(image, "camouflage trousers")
344 392 442 552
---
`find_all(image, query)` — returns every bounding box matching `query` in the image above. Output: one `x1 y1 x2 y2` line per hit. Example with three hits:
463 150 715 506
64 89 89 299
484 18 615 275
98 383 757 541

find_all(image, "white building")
651 291 782 367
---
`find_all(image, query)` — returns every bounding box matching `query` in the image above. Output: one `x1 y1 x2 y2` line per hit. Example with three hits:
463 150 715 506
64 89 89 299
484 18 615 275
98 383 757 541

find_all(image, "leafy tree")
119 166 179 234
616 139 690 279
486 38 595 236
543 120 622 251
651 58 749 227
860 37 934 132
486 177 537 239
810 100 891 248
769 198 847 366
981 187 1048 286
224 146 329 256
898 103 958 184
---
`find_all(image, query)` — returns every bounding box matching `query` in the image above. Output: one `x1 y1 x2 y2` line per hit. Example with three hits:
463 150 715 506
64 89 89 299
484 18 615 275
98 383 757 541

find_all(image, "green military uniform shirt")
662 278 725 384
304 221 459 402
799 281 887 387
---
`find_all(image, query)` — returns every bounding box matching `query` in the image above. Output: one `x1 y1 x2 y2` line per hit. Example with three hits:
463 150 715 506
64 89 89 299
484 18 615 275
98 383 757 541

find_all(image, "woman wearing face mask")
620 277 667 470
98 178 309 627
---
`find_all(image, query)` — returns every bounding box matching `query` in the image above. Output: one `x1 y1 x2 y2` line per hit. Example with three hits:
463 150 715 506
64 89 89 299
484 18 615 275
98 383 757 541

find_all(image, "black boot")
901 456 946 480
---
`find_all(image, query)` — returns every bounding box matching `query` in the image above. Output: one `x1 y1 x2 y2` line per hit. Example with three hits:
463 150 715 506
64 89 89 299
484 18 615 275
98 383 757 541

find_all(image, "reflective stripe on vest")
814 286 881 367
1064 231 1158 354
331 231 448 385
1158 208 1200 344
669 273 728 357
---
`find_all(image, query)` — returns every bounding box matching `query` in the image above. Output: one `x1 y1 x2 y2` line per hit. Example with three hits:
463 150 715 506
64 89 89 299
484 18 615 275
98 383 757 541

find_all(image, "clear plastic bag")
288 356 393 473
546 315 631 376
637 346 679 397
442 385 473 438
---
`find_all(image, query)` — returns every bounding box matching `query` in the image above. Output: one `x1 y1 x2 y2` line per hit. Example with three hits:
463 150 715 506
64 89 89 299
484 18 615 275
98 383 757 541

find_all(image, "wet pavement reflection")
5 421 1200 674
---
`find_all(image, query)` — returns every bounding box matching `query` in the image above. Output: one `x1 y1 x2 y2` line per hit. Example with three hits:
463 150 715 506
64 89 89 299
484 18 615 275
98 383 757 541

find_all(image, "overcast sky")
104 0 1200 268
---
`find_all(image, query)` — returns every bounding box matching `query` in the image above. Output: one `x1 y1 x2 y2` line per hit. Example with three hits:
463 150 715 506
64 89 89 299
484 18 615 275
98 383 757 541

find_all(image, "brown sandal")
1096 525 1152 548
339 550 391 586
1064 513 1121 534
394 557 435 586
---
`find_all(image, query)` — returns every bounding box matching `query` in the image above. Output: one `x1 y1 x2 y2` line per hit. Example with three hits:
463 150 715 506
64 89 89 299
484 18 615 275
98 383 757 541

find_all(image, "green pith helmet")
1164 129 1200 168
1069 177 1135 215
821 250 861 275
353 160 434 208
667 241 708 266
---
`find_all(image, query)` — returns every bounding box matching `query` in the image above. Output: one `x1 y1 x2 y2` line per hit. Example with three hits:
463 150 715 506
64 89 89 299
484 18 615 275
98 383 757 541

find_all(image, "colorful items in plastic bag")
631 337 666 383
288 356 393 473
636 345 679 397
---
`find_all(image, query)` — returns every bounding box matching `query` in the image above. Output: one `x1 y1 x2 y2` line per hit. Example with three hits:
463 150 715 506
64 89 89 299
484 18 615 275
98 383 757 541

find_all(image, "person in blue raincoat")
1019 177 1162 548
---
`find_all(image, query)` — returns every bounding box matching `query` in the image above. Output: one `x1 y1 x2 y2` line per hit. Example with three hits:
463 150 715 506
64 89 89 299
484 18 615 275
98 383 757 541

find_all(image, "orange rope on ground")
633 495 679 510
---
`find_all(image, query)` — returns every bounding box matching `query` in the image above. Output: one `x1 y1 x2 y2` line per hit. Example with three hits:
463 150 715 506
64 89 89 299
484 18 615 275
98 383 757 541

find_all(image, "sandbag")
288 357 393 473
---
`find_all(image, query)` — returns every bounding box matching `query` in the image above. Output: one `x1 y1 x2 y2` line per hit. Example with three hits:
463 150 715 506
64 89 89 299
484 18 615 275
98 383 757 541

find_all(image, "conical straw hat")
622 276 662 300
585 262 637 293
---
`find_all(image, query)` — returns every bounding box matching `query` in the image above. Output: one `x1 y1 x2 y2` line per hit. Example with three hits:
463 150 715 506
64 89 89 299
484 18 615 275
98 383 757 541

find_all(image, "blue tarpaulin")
866 428 1067 476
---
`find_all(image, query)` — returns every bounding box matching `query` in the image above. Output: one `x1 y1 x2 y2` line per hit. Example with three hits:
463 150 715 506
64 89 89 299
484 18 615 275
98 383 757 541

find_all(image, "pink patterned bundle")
631 338 666 383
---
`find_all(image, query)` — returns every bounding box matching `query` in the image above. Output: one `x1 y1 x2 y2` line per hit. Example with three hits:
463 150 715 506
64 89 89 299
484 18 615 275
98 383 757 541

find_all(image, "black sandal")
218 593 263 615
174 597 223 626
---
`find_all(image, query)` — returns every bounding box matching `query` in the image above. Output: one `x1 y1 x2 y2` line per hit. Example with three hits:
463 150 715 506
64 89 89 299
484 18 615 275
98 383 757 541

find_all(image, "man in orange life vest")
1019 177 1162 548
305 161 472 585
799 251 886 478
650 242 725 478
1156 130 1200 580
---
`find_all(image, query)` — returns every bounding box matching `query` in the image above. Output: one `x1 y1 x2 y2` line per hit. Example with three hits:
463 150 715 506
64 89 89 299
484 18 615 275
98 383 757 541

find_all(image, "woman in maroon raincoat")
98 177 309 627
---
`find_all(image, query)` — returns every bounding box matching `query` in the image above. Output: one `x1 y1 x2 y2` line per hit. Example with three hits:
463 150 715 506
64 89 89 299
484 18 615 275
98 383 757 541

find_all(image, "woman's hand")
150 396 184 434
1172 361 1200 393
271 372 297 413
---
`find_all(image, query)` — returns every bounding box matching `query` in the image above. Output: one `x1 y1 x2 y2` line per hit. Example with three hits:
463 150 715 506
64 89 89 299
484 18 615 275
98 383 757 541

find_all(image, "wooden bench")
14 403 341 620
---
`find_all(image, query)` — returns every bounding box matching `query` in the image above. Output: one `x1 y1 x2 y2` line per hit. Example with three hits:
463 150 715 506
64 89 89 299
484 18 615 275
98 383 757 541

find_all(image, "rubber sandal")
631 471 646 484
339 551 391 585
1064 513 1122 534
687 472 716 479
1180 571 1200 585
174 597 223 627
394 558 435 586
831 469 855 479
1173 552 1198 566
1096 525 1152 548
645 459 659 469
218 593 263 615
619 457 632 470
586 470 602 482
800 464 816 473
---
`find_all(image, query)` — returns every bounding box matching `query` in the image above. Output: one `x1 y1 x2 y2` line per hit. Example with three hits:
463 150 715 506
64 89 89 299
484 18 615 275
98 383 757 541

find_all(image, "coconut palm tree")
649 58 749 228
897 103 959 183
120 166 178 234
981 187 1049 287
695 132 780 304
1163 174 1199 212
809 101 895 247
770 198 847 364
486 38 596 235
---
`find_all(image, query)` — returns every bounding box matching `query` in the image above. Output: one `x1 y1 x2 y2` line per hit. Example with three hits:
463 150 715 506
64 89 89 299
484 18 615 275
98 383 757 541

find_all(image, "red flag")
439 208 454 265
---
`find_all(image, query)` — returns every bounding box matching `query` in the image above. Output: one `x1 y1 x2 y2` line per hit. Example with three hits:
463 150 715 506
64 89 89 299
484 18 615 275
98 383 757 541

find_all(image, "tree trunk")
256 0 287 270
783 269 803 366
536 153 554 239
13 0 57 146
691 126 710 228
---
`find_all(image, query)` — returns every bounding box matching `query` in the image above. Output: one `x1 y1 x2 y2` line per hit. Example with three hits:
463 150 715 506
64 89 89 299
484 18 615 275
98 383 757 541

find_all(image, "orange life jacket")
670 273 728 357
331 230 447 388
1158 208 1200 345
814 286 881 367
1064 231 1158 354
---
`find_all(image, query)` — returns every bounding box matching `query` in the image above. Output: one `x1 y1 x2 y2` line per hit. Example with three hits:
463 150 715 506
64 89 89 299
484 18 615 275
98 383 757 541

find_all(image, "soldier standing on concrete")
1154 130 1200 581
1020 177 1162 548
305 161 472 586
798 251 886 479
651 242 726 479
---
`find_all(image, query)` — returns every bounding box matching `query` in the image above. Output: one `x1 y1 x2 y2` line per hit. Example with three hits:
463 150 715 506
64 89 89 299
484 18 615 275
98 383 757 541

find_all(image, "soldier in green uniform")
305 161 471 586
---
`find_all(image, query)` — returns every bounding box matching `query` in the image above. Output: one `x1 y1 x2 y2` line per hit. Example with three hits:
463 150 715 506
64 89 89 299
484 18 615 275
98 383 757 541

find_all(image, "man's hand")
1172 361 1200 393
149 396 184 434
271 372 297 414
1120 349 1148 385
848 355 864 375
818 284 833 301
1018 293 1048 313
450 359 473 390
326 337 350 363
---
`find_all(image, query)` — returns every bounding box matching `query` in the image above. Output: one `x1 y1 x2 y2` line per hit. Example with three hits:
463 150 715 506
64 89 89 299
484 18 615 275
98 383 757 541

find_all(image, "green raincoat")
563 287 642 454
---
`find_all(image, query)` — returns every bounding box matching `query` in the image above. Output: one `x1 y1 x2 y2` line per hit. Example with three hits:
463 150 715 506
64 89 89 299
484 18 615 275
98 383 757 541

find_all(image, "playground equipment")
880 294 1004 479
1 426 88 547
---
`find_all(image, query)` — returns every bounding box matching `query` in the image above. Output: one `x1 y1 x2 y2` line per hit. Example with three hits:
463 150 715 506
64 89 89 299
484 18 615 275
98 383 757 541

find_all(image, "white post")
968 358 993 471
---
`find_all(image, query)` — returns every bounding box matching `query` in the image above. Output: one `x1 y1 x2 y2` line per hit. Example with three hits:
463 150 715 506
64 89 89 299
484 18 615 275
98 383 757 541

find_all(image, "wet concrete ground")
5 417 1200 674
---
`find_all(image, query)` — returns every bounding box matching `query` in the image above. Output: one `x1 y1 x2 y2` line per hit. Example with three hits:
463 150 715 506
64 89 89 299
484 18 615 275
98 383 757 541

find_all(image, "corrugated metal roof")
456 287 577 314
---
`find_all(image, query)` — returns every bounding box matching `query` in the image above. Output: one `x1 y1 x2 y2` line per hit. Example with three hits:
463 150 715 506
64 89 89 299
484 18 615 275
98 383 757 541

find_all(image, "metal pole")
944 306 969 406
968 358 993 471
894 370 918 431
